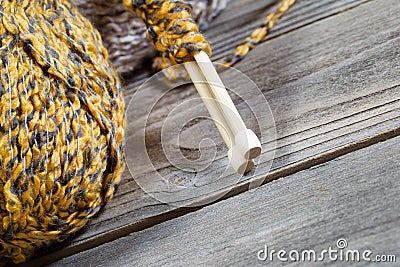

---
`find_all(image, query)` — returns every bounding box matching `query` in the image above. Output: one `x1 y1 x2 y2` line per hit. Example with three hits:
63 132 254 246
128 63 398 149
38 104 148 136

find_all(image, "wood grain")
24 0 400 265
50 134 400 266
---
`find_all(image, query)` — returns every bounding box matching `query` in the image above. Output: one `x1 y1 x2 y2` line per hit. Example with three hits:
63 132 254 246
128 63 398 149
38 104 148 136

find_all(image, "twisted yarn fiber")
123 0 211 70
0 0 125 263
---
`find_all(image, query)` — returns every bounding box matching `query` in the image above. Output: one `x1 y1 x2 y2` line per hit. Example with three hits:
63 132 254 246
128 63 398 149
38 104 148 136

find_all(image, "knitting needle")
193 51 261 160
184 51 261 173
184 61 255 174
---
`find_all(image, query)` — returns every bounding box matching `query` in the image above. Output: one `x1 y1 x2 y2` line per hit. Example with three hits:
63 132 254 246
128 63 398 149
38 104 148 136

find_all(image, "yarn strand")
221 0 296 67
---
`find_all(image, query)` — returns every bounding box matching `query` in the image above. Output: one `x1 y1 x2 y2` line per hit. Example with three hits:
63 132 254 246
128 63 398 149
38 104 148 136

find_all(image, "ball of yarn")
0 0 125 263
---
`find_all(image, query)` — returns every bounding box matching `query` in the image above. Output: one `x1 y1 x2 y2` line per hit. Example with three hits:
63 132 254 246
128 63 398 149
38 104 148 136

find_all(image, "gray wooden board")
25 0 400 264
51 133 400 266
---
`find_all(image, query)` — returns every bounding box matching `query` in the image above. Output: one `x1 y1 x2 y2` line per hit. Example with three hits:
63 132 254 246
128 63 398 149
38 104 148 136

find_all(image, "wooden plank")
25 0 400 264
50 135 400 266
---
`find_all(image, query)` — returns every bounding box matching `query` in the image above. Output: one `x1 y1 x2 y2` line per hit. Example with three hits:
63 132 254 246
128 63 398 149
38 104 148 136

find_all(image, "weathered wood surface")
25 0 400 265
51 134 400 266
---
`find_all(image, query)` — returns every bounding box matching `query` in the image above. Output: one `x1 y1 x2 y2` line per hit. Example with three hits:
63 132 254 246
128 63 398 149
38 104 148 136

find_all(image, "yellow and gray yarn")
0 0 211 263
0 0 126 263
